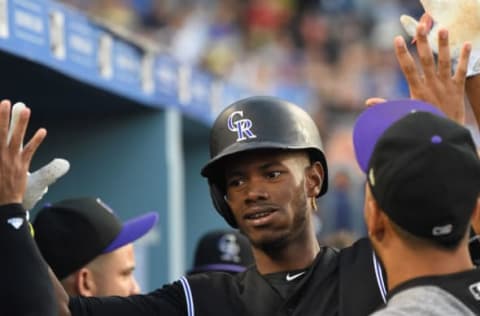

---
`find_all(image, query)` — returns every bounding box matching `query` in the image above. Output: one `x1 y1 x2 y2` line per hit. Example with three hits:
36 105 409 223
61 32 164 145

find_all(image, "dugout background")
0 49 229 290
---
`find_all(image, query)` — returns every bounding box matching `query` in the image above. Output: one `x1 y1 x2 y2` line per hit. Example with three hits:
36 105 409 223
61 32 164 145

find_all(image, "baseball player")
33 197 158 297
391 16 480 266
63 95 385 316
2 13 477 316
6 26 476 316
354 101 480 315
0 100 57 315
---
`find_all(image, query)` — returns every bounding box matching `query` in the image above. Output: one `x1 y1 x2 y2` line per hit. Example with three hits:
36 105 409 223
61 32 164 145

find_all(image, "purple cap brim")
353 100 446 173
103 211 158 253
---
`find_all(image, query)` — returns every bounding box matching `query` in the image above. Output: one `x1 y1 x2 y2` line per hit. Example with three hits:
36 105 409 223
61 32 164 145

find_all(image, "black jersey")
70 238 386 316
0 204 57 315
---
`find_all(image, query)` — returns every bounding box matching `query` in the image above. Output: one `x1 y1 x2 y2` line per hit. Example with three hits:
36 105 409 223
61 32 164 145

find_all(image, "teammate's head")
201 96 327 250
354 100 480 250
188 229 254 275
34 197 158 297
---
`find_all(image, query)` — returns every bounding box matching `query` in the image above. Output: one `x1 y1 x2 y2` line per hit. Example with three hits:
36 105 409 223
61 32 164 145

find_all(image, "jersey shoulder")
337 237 386 316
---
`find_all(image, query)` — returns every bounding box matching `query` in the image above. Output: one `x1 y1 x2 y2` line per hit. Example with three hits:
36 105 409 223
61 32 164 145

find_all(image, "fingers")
453 41 472 84
437 29 452 80
419 13 433 30
0 100 11 148
7 102 26 146
365 97 387 107
8 106 30 153
415 23 436 79
22 128 46 165
394 36 422 92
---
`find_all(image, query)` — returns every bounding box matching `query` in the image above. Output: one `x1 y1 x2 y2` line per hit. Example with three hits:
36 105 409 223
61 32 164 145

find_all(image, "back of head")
33 197 158 280
201 96 328 227
354 100 480 248
188 229 254 275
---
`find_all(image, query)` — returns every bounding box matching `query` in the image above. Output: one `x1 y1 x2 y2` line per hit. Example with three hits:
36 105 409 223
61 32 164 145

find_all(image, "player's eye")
265 171 282 179
227 177 245 187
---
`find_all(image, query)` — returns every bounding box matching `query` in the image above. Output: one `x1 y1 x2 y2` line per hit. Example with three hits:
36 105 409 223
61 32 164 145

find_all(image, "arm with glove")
0 99 63 315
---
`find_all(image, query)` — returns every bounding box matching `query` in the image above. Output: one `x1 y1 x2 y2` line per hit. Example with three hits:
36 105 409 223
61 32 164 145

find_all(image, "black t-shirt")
70 238 386 316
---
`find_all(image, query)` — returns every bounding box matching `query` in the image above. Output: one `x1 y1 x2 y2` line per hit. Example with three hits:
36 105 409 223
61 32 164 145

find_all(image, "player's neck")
382 242 474 291
253 229 320 275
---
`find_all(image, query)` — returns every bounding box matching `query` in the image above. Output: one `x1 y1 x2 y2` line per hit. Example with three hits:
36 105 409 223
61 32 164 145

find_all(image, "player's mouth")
244 207 278 226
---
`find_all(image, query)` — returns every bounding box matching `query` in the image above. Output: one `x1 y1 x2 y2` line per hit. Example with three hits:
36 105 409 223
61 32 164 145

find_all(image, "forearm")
0 203 57 315
466 75 480 128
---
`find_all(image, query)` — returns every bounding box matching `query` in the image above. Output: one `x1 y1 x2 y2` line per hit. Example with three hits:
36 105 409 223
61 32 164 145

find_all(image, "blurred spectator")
188 229 254 275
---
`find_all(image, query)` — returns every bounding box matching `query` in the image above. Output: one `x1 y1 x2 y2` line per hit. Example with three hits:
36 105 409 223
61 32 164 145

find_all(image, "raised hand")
394 23 471 123
5 102 70 210
0 100 46 205
400 0 480 76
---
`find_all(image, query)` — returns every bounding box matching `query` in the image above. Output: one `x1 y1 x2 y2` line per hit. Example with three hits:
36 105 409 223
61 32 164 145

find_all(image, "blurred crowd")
59 0 423 240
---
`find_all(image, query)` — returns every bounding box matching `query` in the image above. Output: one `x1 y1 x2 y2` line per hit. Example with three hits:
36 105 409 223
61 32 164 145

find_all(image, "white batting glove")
400 0 480 77
9 102 70 210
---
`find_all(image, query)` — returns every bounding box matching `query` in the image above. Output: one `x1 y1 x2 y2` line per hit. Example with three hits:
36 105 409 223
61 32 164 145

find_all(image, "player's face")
224 149 318 250
88 244 140 297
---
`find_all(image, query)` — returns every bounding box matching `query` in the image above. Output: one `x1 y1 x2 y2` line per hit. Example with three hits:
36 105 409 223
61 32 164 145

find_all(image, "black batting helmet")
201 96 328 227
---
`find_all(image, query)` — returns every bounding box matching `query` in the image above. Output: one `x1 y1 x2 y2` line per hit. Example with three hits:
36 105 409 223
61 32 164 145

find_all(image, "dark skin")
223 149 323 274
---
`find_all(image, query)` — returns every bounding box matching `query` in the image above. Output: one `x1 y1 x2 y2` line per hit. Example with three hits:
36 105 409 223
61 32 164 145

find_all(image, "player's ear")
76 267 96 297
364 184 386 241
470 197 480 235
305 161 323 197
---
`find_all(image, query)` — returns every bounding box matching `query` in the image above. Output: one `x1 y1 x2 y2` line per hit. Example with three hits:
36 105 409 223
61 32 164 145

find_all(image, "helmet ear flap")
209 180 238 228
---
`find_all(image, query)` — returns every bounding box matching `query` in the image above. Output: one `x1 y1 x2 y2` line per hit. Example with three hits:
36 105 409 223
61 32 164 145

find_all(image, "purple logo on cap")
218 233 241 263
431 135 442 144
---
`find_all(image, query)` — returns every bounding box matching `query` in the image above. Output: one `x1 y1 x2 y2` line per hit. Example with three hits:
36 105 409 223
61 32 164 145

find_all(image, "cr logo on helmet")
227 111 257 142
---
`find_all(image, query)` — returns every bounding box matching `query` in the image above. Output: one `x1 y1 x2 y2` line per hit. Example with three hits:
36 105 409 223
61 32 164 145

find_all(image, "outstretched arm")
0 99 62 315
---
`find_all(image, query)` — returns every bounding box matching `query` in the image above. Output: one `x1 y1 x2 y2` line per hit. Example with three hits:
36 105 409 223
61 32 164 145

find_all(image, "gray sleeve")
370 286 476 316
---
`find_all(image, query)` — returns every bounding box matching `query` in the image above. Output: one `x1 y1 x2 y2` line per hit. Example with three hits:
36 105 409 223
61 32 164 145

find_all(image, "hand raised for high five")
0 100 46 206
5 102 70 210
394 23 471 123
400 0 480 77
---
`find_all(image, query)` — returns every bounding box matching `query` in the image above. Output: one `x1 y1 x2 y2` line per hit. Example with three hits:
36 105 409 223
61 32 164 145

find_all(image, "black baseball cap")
33 197 158 279
354 100 480 245
188 229 254 275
